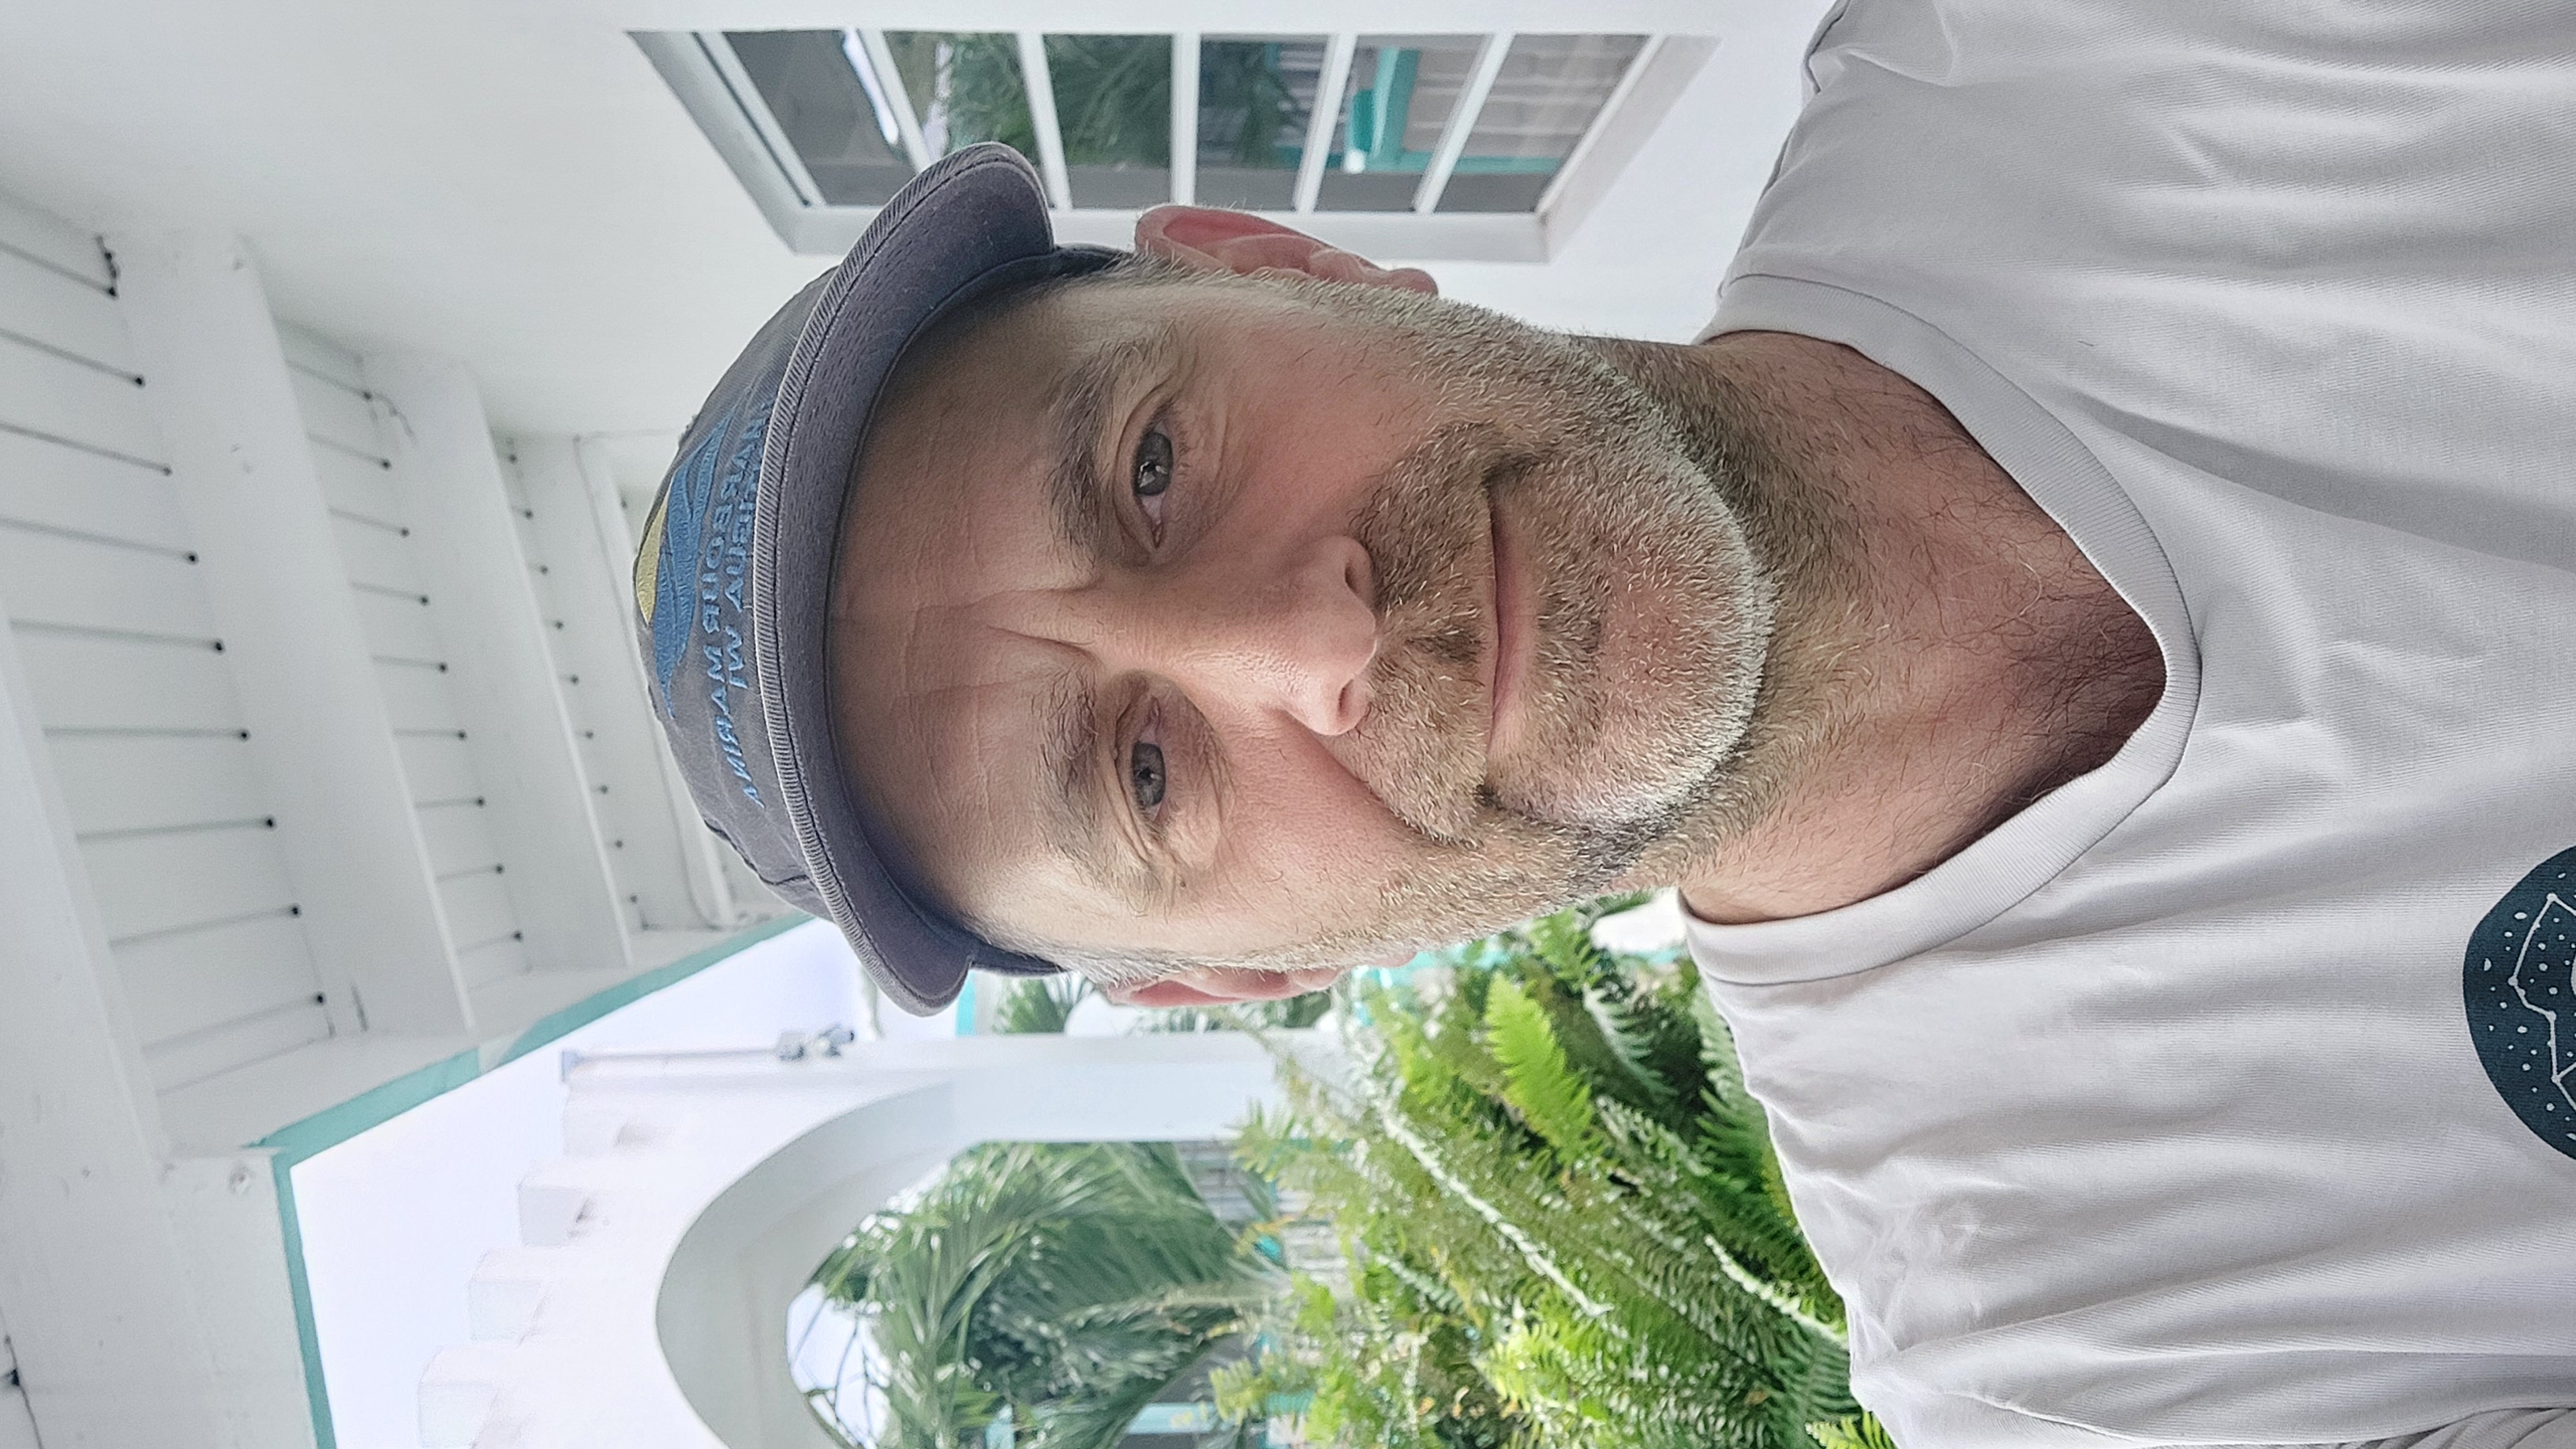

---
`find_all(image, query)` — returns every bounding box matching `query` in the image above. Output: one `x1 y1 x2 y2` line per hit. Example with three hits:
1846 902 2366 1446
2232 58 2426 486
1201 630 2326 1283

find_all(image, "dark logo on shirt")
2464 846 2576 1160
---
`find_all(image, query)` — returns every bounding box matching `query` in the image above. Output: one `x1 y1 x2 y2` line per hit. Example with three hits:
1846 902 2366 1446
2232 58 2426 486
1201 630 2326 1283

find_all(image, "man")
635 2 2576 1443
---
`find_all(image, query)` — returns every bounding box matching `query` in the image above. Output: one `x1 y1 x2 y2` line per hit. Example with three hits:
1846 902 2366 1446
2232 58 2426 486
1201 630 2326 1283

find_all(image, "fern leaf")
1485 978 1601 1161
1806 1411 1898 1449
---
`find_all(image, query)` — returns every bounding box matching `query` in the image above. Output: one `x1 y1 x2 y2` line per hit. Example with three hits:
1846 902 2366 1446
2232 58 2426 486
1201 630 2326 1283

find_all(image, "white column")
0 601 239 1447
367 357 633 975
1294 34 1358 215
1170 31 1200 206
1413 32 1512 214
1017 31 1073 209
110 230 469 1034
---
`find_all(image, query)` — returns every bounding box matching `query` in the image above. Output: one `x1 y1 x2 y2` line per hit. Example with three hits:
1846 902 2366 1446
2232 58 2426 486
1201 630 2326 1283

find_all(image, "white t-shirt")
1685 4 2576 1447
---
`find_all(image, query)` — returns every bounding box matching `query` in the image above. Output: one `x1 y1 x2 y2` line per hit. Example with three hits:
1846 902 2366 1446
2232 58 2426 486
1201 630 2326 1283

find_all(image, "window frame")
635 27 1716 262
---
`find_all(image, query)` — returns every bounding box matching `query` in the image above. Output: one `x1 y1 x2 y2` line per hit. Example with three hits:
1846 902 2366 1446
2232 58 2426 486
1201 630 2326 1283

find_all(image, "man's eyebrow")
1044 324 1178 557
1037 668 1097 844
1033 668 1161 908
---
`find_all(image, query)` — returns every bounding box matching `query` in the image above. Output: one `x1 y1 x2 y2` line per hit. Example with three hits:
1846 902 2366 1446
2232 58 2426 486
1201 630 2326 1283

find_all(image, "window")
636 28 1715 261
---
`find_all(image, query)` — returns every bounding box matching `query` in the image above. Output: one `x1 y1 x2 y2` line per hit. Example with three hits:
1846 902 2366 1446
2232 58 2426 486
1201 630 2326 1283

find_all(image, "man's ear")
1134 205 1438 294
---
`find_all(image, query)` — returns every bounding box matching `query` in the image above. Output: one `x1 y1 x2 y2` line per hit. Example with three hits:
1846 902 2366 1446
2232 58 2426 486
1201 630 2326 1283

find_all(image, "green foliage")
899 33 1031 157
895 33 1175 170
1807 1417 1900 1449
1195 43 1303 167
810 1140 1275 1449
1043 36 1173 169
991 975 1091 1035
1223 900 1883 1449
1485 978 1599 1163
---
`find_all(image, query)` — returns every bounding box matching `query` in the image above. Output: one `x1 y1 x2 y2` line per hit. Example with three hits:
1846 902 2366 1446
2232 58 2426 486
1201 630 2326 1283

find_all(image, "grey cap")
632 143 1114 1013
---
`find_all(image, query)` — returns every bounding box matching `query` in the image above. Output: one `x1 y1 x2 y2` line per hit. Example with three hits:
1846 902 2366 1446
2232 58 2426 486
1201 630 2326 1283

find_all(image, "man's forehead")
888 278 1158 418
856 629 1073 894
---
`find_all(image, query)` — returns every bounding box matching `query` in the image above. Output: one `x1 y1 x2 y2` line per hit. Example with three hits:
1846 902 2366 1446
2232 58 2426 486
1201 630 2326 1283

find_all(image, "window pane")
724 31 912 206
1316 35 1486 213
883 32 1036 168
1044 34 1173 208
1194 36 1327 211
1436 35 1646 214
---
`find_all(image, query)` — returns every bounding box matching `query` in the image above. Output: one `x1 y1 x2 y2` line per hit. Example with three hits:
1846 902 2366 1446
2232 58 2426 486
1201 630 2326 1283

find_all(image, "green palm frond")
1235 901 1872 1449
814 1140 1275 1448
992 974 1090 1034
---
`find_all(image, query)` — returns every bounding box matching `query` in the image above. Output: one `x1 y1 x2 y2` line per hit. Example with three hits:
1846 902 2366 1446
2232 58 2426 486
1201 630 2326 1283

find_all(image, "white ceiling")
0 0 1828 474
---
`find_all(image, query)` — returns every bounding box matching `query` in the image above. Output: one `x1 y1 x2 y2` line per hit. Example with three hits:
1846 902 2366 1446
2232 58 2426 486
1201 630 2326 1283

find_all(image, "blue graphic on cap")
652 405 735 716
700 406 768 807
2465 845 2576 1160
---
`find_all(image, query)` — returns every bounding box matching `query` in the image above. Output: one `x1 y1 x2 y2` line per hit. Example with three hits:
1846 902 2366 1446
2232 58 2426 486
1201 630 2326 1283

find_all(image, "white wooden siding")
9 630 242 732
499 450 650 934
281 322 532 991
0 530 214 640
395 730 479 803
0 196 334 1091
500 438 769 938
0 427 191 550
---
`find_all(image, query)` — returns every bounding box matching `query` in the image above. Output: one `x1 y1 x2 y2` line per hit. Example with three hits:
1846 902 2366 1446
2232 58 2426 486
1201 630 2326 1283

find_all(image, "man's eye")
1129 739 1166 816
1131 425 1173 534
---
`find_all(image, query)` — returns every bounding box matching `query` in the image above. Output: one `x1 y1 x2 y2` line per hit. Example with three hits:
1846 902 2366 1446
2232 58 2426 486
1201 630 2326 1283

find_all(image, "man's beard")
1089 274 1783 979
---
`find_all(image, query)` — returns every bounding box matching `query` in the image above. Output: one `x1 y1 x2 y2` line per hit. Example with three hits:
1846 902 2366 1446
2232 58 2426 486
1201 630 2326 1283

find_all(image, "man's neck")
1586 331 2164 924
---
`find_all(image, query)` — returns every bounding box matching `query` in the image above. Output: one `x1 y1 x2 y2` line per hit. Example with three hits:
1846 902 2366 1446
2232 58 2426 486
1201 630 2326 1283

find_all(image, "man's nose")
1151 535 1378 736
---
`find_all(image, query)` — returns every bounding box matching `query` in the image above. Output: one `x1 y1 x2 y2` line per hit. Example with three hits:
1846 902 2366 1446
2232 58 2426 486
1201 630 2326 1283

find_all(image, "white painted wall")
0 193 339 1090
283 323 541 992
292 921 860 1449
502 436 749 938
0 459 310 1448
2 178 818 1447
0 1350 36 1449
368 349 638 989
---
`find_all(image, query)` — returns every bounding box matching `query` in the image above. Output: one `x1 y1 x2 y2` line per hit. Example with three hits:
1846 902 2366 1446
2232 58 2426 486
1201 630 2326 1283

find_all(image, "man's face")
828 266 1773 984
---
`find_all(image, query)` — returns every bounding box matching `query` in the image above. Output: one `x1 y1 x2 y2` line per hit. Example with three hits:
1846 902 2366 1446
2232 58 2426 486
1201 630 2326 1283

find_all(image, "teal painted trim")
271 1151 335 1449
489 915 811 1071
254 915 810 1163
1346 88 1377 158
254 914 812 1449
256 1048 484 1166
1368 49 1418 171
